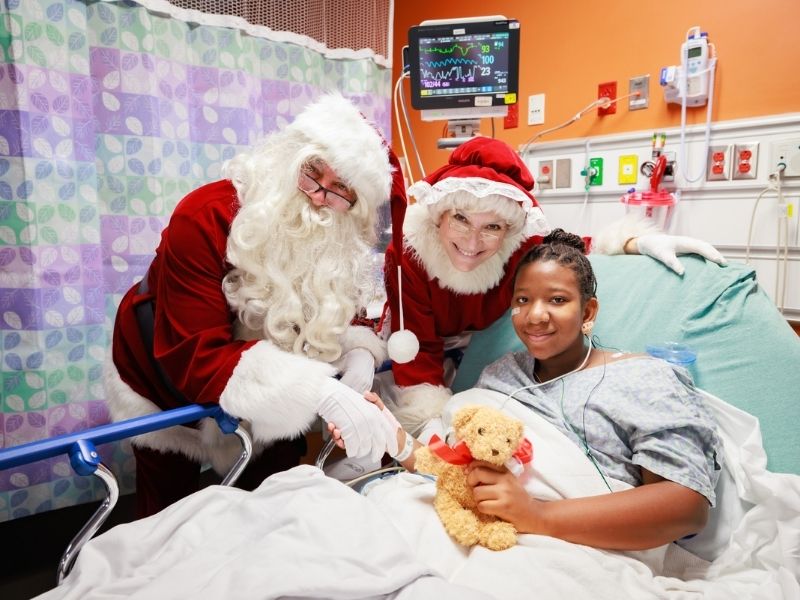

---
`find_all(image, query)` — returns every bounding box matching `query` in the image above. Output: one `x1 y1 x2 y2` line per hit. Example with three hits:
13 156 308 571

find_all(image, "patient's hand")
467 461 542 531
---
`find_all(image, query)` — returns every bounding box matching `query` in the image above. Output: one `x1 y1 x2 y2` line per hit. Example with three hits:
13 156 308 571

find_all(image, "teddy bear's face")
454 406 524 466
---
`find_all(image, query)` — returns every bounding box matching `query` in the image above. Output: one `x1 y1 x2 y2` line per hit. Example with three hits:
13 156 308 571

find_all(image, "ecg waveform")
427 57 478 68
421 65 482 85
417 34 510 93
422 43 479 57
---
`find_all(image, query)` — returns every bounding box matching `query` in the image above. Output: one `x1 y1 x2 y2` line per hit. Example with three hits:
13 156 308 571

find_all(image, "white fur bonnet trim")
288 93 392 211
408 177 549 237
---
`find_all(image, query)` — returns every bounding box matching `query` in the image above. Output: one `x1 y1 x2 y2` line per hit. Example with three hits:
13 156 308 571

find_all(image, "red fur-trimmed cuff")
339 324 388 366
593 214 663 255
220 340 337 444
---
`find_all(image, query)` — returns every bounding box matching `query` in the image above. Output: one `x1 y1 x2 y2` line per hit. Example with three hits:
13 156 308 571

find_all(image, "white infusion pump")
660 27 713 107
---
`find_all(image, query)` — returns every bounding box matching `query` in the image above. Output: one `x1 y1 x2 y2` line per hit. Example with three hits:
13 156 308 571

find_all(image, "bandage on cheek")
511 307 521 316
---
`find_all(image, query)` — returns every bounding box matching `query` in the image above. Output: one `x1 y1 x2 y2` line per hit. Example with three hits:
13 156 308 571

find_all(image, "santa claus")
105 94 400 516
379 136 725 435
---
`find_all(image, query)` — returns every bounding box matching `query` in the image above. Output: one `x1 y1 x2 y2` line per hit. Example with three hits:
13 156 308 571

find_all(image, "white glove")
317 378 389 462
378 406 401 457
635 234 727 276
337 348 375 393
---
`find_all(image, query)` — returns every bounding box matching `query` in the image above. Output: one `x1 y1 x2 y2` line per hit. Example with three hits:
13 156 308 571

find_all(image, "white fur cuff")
220 341 338 444
339 325 388 366
593 214 663 255
392 384 452 436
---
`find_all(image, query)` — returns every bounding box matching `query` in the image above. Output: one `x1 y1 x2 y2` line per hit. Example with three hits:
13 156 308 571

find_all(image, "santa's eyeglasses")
447 213 506 244
297 170 356 212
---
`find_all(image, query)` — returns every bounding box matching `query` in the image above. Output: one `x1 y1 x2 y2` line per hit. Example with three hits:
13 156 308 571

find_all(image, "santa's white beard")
225 189 373 362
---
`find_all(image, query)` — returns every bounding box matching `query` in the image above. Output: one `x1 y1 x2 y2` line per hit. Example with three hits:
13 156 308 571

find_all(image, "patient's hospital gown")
476 354 723 504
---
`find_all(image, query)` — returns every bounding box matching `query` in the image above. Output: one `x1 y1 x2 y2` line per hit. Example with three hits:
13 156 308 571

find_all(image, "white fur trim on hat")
408 177 549 237
288 93 392 212
337 325 388 366
391 384 452 436
219 340 338 444
593 213 663 255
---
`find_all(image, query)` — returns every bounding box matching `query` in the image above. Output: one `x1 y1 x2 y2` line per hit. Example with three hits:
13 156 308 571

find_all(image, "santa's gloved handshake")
317 377 399 462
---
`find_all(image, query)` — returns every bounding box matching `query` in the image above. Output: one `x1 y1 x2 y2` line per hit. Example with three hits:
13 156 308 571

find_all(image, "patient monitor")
406 16 520 147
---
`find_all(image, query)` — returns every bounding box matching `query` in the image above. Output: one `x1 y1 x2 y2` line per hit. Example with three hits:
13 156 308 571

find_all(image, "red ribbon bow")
428 434 473 465
428 434 533 467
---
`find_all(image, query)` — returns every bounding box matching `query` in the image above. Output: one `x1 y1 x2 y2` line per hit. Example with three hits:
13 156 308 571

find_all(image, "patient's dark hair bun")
542 228 585 253
515 228 597 301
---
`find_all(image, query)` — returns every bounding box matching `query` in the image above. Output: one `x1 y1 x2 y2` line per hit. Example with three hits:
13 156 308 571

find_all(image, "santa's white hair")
220 96 391 362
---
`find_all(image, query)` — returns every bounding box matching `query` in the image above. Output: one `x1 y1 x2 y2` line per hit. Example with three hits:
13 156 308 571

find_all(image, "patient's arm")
327 391 423 470
467 464 709 551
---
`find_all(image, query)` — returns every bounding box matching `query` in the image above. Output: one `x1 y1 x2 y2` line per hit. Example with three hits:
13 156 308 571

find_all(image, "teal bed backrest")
452 255 800 475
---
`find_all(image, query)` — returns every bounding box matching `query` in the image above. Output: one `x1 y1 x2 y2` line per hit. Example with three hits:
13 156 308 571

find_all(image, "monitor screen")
407 18 520 121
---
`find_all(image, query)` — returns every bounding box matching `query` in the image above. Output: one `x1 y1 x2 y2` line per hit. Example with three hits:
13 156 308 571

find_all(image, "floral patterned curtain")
0 0 391 521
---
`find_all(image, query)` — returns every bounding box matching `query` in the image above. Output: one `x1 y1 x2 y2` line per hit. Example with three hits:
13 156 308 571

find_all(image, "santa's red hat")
386 137 550 364
288 93 393 214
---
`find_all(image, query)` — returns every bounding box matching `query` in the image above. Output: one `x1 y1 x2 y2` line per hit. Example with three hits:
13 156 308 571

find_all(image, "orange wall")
392 1 800 179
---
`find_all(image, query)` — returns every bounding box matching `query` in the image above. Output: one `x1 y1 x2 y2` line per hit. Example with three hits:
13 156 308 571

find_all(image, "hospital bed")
0 405 253 584
2 254 799 599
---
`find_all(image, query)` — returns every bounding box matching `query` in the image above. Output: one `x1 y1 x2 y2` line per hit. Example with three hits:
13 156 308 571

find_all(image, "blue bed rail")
0 404 253 585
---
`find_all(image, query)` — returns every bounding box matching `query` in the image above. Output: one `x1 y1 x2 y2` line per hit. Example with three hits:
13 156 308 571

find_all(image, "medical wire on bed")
499 334 613 492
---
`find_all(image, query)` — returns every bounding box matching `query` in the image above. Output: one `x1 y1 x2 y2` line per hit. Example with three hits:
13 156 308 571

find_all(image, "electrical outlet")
528 93 545 125
628 75 649 111
537 160 553 190
771 138 800 177
597 81 617 116
706 145 731 181
732 143 759 180
555 158 572 188
503 102 518 129
618 155 638 185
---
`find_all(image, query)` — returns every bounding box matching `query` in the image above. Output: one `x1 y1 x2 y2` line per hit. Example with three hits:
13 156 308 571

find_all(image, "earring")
581 321 594 335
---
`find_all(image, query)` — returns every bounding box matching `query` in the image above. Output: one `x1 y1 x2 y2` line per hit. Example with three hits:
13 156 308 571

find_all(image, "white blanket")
368 388 800 599
39 389 800 600
38 467 492 600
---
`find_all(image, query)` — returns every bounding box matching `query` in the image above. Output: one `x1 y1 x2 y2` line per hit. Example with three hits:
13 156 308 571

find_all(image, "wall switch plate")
628 75 649 110
732 142 759 180
528 93 545 125
771 138 800 177
555 158 572 188
618 154 638 184
537 160 553 190
706 145 731 181
597 81 617 116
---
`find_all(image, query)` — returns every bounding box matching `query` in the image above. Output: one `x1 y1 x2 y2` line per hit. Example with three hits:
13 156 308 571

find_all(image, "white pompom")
387 329 419 364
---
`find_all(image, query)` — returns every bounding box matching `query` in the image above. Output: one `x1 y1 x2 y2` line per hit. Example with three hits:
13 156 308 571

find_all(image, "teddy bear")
413 404 531 551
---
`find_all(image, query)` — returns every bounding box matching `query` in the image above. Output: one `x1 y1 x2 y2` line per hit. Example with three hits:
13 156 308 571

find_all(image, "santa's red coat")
112 180 252 410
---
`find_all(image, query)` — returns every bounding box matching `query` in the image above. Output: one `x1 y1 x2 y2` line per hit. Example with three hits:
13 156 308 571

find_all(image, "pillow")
452 255 800 475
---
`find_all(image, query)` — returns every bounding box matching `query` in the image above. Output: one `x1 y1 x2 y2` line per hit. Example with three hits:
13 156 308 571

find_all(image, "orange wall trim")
392 2 800 178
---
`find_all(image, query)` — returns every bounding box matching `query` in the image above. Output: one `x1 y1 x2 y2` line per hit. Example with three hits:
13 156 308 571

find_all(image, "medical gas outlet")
581 158 603 187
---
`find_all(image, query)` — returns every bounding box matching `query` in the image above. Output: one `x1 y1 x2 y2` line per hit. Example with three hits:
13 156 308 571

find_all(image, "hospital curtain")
0 0 392 521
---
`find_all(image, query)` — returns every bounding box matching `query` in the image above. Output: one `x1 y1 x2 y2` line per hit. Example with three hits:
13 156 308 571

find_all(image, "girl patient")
331 229 722 551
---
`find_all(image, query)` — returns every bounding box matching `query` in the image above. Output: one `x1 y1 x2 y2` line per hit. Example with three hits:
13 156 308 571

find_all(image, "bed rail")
0 404 252 585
